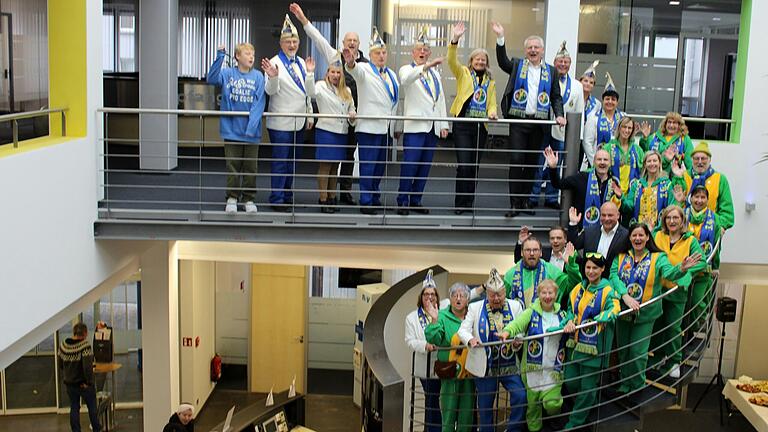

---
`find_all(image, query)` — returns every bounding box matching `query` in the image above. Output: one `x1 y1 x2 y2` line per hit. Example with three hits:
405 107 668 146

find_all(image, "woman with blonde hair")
305 55 356 213
639 112 693 174
447 21 498 214
616 150 676 228
649 204 706 378
600 116 644 195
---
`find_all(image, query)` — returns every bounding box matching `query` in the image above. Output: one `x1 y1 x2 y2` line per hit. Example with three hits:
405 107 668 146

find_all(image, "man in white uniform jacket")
395 27 450 215
261 15 313 209
458 268 527 432
343 27 399 214
529 41 585 209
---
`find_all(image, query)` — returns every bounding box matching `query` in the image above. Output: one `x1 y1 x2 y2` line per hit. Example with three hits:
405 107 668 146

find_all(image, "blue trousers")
529 136 563 205
356 132 388 206
475 373 526 432
397 132 436 206
66 384 101 432
268 129 301 204
420 378 442 432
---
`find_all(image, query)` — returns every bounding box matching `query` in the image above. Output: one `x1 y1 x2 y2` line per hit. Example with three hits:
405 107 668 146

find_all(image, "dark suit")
567 223 629 279
550 169 614 230
495 43 564 208
339 51 369 193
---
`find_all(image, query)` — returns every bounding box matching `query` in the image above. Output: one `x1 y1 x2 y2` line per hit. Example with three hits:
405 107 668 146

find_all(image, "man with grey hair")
491 23 565 218
459 269 526 432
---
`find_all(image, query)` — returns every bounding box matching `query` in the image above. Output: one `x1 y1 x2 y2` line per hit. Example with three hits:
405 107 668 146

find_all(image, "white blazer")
346 62 399 135
398 63 449 135
404 287 483 378
265 54 313 131
305 75 356 134
457 298 524 378
550 77 585 142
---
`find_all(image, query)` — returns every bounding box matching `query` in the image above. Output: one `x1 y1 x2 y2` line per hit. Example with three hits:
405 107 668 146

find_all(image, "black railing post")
562 112 582 226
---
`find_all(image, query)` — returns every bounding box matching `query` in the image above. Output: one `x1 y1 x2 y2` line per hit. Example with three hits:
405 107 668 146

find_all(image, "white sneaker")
225 198 238 213
669 364 681 379
245 201 258 213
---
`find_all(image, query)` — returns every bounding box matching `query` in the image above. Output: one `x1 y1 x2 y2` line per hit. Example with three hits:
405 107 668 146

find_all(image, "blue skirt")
315 128 348 161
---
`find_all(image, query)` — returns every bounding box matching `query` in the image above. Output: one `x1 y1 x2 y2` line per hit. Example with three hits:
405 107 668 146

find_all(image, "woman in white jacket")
305 56 356 213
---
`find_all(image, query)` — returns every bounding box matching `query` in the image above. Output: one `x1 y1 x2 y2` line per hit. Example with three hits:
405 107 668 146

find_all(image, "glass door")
0 13 13 113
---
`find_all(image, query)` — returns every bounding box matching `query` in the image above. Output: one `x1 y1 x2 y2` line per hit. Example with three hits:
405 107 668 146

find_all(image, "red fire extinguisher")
210 354 222 382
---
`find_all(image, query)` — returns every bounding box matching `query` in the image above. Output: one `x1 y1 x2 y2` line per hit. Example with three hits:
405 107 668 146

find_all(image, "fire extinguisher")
210 354 222 382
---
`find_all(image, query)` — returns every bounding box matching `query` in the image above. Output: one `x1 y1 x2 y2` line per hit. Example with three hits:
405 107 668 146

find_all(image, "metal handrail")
626 113 734 124
434 231 724 351
0 107 68 148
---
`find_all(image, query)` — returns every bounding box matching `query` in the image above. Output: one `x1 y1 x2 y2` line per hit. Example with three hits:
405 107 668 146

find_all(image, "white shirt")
305 76 355 134
265 54 313 131
523 310 562 390
525 63 542 115
346 62 399 135
551 76 585 142
398 63 449 135
549 250 566 271
597 223 619 257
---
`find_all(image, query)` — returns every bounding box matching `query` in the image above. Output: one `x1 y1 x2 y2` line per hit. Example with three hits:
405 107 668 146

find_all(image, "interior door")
0 13 13 113
250 264 307 394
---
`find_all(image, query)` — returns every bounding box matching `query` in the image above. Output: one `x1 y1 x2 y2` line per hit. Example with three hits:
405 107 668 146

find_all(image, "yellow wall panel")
736 284 768 378
48 0 87 137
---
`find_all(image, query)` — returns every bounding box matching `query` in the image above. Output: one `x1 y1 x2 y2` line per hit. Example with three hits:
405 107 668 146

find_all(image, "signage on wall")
182 337 193 347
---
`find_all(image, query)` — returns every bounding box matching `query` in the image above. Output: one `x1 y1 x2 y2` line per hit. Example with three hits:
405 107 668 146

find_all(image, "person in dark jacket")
163 403 195 432
59 322 101 432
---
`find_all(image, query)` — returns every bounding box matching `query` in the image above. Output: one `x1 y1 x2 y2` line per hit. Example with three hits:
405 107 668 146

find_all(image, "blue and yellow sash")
467 70 490 118
610 144 641 186
585 95 599 118
561 76 572 108
649 133 685 156
417 307 430 330
509 261 547 307
411 62 441 105
630 178 670 225
277 51 307 94
616 251 658 320
690 167 715 194
478 299 517 369
596 109 624 146
509 60 552 119
526 309 568 372
584 170 614 228
369 63 399 107
567 284 609 356
687 207 716 258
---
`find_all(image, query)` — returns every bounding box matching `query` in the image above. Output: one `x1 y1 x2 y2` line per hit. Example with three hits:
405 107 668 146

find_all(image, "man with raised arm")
342 27 399 215
491 22 565 218
290 3 367 206
261 14 314 211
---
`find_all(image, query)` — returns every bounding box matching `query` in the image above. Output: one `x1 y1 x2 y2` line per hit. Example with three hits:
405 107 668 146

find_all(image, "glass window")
103 0 138 73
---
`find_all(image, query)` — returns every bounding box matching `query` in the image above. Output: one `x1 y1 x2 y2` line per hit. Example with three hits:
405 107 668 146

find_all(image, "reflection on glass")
5 354 56 410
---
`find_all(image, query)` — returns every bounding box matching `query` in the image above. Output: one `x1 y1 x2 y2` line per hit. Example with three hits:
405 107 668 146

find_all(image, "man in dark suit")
491 22 565 218
566 202 627 279
513 225 568 270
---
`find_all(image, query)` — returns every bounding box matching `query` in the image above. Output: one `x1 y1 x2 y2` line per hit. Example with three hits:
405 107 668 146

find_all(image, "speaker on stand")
692 296 737 425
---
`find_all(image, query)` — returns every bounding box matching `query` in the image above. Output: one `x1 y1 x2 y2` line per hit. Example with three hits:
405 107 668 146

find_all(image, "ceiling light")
621 12 630 16
532 7 540 12
669 1 681 5
712 17 721 21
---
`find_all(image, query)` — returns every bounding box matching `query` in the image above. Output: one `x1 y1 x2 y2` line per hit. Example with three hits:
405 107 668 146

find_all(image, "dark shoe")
520 200 536 215
505 209 521 218
397 207 409 216
339 193 357 205
545 201 561 210
319 199 334 214
271 204 291 213
328 197 339 212
410 204 429 214
454 208 472 215
360 207 378 215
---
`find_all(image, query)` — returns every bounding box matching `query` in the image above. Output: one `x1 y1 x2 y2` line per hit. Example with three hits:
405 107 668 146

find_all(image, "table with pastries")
722 379 768 432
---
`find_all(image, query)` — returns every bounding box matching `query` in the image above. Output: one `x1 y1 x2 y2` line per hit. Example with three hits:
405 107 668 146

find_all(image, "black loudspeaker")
716 297 737 323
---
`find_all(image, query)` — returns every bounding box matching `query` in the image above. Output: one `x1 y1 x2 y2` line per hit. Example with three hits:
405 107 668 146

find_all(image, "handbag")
433 360 458 379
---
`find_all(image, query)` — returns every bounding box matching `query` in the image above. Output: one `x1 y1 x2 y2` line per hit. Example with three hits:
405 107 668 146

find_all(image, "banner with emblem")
478 299 516 371
583 170 614 228
509 60 553 119
617 252 658 321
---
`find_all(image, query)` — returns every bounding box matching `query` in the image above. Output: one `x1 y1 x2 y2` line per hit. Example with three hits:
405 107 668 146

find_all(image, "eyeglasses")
422 293 436 298
585 252 604 259
665 215 682 220
523 248 541 253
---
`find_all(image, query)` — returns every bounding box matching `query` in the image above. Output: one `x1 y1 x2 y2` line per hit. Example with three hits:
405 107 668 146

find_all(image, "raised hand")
424 298 439 322
568 207 582 225
563 242 576 261
261 58 278 77
611 178 623 198
681 252 702 271
490 21 504 37
217 44 226 52
424 57 444 70
663 144 676 162
671 158 685 178
639 121 652 137
673 184 685 203
342 47 356 67
305 56 316 73
289 3 309 25
518 226 531 244
544 146 559 168
451 22 466 43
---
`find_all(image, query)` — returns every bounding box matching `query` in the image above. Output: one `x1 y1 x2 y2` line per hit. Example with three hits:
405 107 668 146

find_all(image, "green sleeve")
502 307 533 336
424 314 447 346
595 287 621 323
639 135 650 152
668 176 688 207
710 220 722 270
656 252 686 282
636 144 645 170
561 256 582 300
682 135 694 174
716 175 735 230
503 266 515 298
620 180 638 213
608 257 628 296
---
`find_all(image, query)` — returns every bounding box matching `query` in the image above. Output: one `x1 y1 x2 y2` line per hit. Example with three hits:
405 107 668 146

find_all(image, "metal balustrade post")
12 118 18 148
61 111 67 137
562 112 583 226
198 115 203 220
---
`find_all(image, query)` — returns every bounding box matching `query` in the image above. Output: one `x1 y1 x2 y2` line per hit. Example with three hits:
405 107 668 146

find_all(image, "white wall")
340 0 373 50
215 261 251 365
179 260 217 412
308 298 355 370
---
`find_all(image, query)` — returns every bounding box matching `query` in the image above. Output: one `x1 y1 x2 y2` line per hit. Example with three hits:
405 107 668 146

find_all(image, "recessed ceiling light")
669 1 680 5
621 12 630 16
532 7 540 12
712 17 721 21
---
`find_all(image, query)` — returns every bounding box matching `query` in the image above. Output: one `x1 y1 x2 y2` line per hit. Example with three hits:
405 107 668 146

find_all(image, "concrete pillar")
544 1 581 76
139 1 178 170
140 241 180 430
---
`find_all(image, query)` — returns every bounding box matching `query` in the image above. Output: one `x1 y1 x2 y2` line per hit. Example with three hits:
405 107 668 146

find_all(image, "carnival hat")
581 60 599 79
280 14 299 40
370 26 386 51
485 268 505 293
602 71 620 100
423 269 437 289
555 40 570 59
415 26 430 47
692 141 712 157
329 50 343 68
